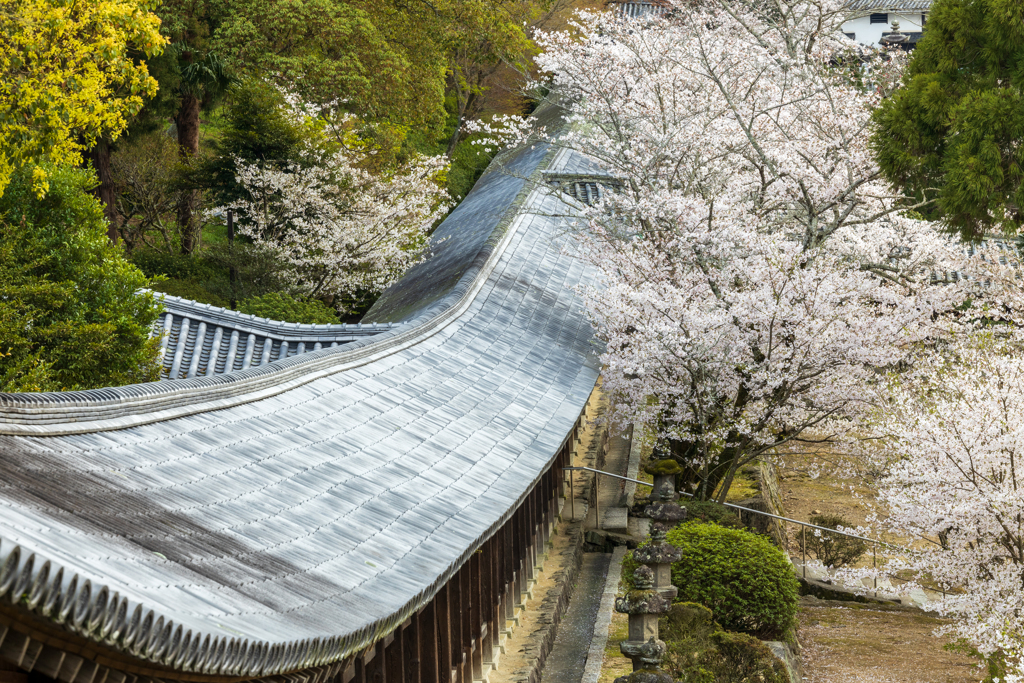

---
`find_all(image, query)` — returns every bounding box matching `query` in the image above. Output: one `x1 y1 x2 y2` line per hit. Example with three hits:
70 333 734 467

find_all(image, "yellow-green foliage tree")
0 0 166 198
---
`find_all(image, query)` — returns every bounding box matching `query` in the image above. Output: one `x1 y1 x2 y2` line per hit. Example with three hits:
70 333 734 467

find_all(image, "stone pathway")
540 414 640 682
540 553 613 681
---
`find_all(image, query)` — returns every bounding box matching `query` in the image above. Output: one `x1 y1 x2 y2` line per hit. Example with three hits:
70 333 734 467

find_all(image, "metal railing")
562 465 948 600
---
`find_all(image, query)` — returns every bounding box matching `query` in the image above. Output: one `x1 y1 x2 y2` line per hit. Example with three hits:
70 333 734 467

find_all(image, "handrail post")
570 470 574 521
873 542 878 597
802 525 806 580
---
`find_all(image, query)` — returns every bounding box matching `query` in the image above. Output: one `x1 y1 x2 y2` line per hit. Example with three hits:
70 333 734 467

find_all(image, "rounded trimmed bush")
667 522 798 639
680 500 744 529
704 631 789 683
238 292 338 324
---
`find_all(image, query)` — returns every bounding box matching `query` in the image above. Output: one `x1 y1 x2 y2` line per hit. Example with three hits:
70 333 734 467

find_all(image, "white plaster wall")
842 12 926 46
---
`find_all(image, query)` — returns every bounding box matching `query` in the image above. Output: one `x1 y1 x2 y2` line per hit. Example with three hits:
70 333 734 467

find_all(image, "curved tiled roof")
0 104 603 679
153 295 400 381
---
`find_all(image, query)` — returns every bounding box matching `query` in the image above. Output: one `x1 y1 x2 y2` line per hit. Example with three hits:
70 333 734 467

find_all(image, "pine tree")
872 0 1024 239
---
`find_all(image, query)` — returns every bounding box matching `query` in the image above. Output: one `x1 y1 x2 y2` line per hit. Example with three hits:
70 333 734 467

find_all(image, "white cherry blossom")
512 0 965 498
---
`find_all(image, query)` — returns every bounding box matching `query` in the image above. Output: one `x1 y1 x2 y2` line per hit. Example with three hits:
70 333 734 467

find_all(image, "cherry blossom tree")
851 329 1024 681
823 243 1024 680
212 97 451 311
506 0 966 499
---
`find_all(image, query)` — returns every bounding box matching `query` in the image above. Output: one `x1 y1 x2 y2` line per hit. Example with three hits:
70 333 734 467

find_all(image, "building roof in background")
153 295 399 381
607 0 673 19
845 0 932 10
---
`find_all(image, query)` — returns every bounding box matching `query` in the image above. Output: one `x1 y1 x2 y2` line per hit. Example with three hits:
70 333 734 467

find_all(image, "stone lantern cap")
615 567 672 615
633 543 682 565
644 500 688 523
616 638 675 683
620 637 668 670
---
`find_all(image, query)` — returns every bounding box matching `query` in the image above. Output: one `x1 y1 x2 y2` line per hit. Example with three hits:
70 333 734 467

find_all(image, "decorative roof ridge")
843 0 932 9
156 293 400 340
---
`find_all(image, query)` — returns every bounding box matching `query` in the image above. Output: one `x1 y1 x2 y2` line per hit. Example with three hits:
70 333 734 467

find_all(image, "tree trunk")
445 83 484 158
445 99 468 158
89 137 120 243
175 93 202 254
694 449 733 501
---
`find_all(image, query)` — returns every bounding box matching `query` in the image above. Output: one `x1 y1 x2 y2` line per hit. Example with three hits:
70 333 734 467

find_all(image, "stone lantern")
881 20 908 46
613 452 688 681
614 567 673 683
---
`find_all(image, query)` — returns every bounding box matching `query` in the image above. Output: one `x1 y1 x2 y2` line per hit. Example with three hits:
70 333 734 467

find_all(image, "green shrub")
702 631 789 683
681 500 744 529
150 279 230 308
667 522 799 639
199 242 295 302
0 165 162 391
661 603 718 681
238 292 338 324
806 513 869 569
659 603 789 683
131 249 220 282
447 133 495 201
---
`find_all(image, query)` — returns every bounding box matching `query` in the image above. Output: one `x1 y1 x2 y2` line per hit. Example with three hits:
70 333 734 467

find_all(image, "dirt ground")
799 599 979 683
775 445 876 528
779 445 978 681
773 443 935 566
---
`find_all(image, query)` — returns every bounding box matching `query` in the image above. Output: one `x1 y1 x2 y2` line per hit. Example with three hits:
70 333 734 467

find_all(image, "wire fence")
563 465 951 600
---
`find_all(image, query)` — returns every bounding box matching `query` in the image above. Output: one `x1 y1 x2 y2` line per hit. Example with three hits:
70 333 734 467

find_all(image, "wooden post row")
342 424 573 683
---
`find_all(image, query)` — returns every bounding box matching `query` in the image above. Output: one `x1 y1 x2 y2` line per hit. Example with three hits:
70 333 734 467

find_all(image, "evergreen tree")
872 0 1024 239
0 166 162 392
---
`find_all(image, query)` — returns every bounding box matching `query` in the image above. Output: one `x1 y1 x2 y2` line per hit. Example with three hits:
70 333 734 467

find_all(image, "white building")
842 0 932 48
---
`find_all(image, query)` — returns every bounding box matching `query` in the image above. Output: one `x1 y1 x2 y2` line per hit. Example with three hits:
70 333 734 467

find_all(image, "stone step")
600 507 629 532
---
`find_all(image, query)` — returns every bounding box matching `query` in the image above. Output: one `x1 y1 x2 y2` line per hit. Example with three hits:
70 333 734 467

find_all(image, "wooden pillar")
386 627 404 683
401 617 420 683
418 602 437 683
516 500 531 599
450 569 465 683
493 532 505 634
537 484 546 556
470 553 484 680
436 584 453 683
352 652 367 683
530 487 541 570
543 469 553 542
365 639 386 683
550 463 559 526
485 537 499 658
459 564 472 683
525 492 537 583
503 522 515 623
